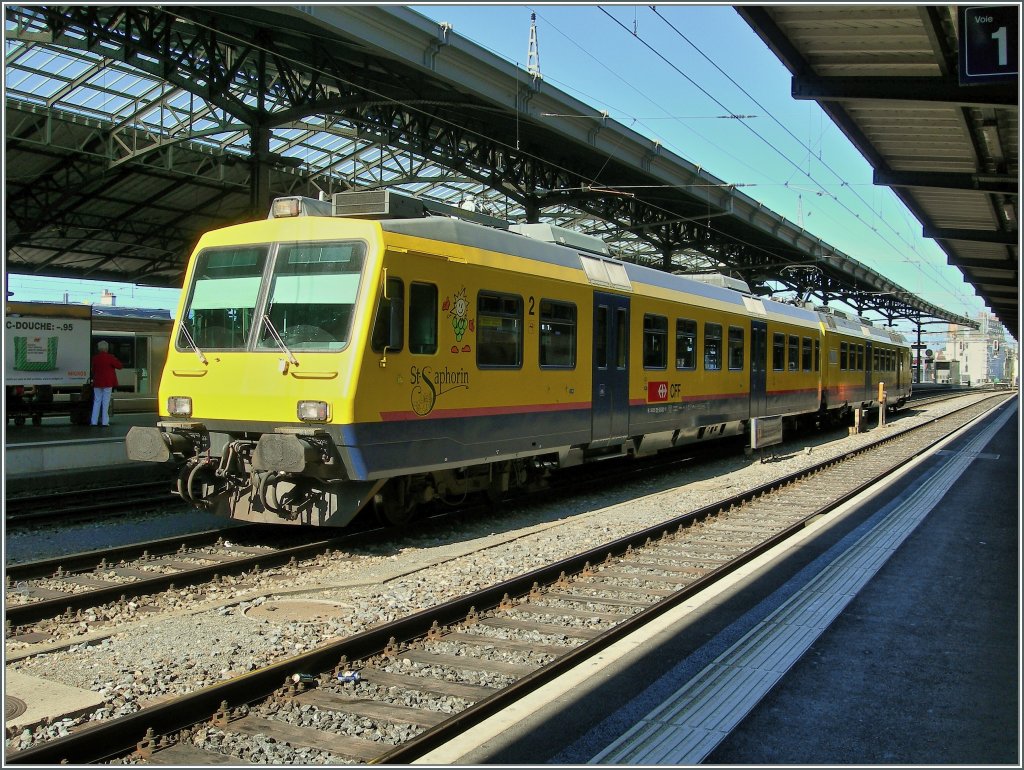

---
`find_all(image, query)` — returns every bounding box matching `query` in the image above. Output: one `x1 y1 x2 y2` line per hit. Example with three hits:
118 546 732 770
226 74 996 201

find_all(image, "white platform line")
591 403 1014 765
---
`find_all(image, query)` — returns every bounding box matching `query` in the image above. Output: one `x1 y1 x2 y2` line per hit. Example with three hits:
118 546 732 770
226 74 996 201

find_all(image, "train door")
864 341 873 401
591 292 630 447
749 320 768 418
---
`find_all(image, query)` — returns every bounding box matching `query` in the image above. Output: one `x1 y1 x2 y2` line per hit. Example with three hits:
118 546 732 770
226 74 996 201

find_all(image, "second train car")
126 189 911 526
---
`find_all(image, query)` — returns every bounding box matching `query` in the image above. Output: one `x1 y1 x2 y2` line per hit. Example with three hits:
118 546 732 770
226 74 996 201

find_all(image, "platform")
419 396 1019 765
4 411 163 491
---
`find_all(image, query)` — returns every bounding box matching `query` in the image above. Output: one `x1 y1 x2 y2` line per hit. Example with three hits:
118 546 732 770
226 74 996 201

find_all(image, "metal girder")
923 226 1019 245
874 169 1018 195
791 75 1018 106
947 255 1017 271
5 4 983 328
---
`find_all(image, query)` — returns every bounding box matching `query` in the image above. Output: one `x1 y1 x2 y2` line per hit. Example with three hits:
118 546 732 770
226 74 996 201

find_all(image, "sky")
5 4 992 334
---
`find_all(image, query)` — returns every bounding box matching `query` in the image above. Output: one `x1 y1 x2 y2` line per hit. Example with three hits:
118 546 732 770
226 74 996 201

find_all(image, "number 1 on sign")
992 26 1008 66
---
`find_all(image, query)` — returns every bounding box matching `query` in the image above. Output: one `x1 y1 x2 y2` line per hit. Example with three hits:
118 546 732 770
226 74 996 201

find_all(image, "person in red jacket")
90 340 123 427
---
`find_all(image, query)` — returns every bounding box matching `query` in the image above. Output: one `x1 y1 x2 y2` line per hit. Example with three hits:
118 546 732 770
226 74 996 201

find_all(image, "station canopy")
740 5 1017 338
5 5 981 329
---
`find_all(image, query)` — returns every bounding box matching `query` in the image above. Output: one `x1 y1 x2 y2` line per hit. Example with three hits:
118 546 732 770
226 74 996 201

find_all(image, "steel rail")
5 481 179 525
5 526 266 582
6 531 342 628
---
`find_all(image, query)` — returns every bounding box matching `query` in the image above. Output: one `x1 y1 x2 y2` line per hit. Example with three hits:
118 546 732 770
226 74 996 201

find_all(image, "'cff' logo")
648 381 669 402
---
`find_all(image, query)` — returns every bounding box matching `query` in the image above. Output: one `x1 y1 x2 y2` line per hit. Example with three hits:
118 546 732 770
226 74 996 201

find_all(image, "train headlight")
168 396 192 417
297 400 329 422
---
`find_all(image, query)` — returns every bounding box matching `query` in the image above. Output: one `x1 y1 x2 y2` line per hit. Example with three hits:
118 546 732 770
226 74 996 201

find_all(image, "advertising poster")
5 312 91 387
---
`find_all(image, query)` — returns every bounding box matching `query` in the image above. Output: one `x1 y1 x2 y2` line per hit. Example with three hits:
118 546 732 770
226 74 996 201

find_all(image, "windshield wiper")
178 321 208 365
262 314 299 366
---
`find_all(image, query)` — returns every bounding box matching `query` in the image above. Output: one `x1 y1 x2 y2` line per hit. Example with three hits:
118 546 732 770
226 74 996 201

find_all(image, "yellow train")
126 190 911 527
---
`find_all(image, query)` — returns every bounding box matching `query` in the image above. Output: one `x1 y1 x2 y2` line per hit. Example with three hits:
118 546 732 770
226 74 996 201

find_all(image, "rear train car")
127 190 910 527
818 309 911 418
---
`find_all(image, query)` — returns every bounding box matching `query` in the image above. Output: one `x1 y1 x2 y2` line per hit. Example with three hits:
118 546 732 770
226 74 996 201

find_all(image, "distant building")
942 313 1015 386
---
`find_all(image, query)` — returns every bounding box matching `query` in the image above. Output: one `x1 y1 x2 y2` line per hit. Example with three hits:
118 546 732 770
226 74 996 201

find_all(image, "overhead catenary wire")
643 6 975 310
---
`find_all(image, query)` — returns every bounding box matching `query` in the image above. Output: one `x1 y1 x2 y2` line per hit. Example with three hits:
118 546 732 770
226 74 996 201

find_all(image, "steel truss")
4 5 972 327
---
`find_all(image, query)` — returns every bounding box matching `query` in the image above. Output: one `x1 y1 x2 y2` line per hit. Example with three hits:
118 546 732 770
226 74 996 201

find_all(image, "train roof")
380 216 830 329
269 193 906 346
92 306 173 320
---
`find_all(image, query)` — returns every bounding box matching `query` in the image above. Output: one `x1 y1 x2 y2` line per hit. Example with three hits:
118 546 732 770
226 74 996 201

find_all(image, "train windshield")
256 240 366 351
178 246 268 351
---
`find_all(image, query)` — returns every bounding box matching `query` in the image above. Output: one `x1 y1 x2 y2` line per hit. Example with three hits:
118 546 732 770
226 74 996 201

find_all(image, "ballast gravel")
4 394 997 758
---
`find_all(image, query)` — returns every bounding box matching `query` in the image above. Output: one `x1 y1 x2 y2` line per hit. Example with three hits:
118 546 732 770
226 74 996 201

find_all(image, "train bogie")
127 190 911 527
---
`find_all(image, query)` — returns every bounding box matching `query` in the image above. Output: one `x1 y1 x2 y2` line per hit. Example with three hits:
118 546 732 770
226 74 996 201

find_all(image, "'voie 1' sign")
959 6 1019 84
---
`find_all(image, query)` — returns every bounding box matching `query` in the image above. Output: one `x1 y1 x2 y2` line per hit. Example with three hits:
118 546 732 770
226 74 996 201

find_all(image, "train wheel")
31 414 42 426
373 479 417 527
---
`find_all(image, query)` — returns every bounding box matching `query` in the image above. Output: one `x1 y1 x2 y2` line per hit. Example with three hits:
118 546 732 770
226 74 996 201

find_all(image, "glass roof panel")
5 71 63 100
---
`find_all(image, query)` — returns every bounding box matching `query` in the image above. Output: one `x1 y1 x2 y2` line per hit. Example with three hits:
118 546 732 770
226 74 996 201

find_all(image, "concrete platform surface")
4 670 105 735
5 411 162 486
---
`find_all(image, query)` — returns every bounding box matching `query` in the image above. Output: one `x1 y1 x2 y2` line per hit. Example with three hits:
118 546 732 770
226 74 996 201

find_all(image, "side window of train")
409 282 437 355
840 341 848 370
857 344 865 371
595 306 608 368
814 340 820 372
772 332 785 371
788 334 799 371
728 326 744 370
676 318 697 370
801 337 812 372
371 277 404 353
704 323 722 371
539 299 576 368
643 314 668 369
477 291 522 368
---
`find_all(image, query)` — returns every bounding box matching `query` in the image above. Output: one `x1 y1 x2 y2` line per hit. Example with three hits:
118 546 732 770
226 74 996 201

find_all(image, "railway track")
0 391 989 634
4 480 179 526
5 392 1012 764
4 525 401 630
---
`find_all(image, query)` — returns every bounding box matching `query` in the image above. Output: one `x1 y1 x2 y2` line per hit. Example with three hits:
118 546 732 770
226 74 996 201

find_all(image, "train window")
643 314 668 369
370 277 404 353
801 337 812 372
477 292 522 368
409 283 438 355
595 306 608 368
258 240 366 352
772 333 785 371
728 326 744 370
704 323 722 371
857 344 865 371
92 335 136 369
814 340 820 372
788 335 799 371
840 341 848 370
615 308 628 369
180 245 268 350
676 319 697 370
539 299 576 368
